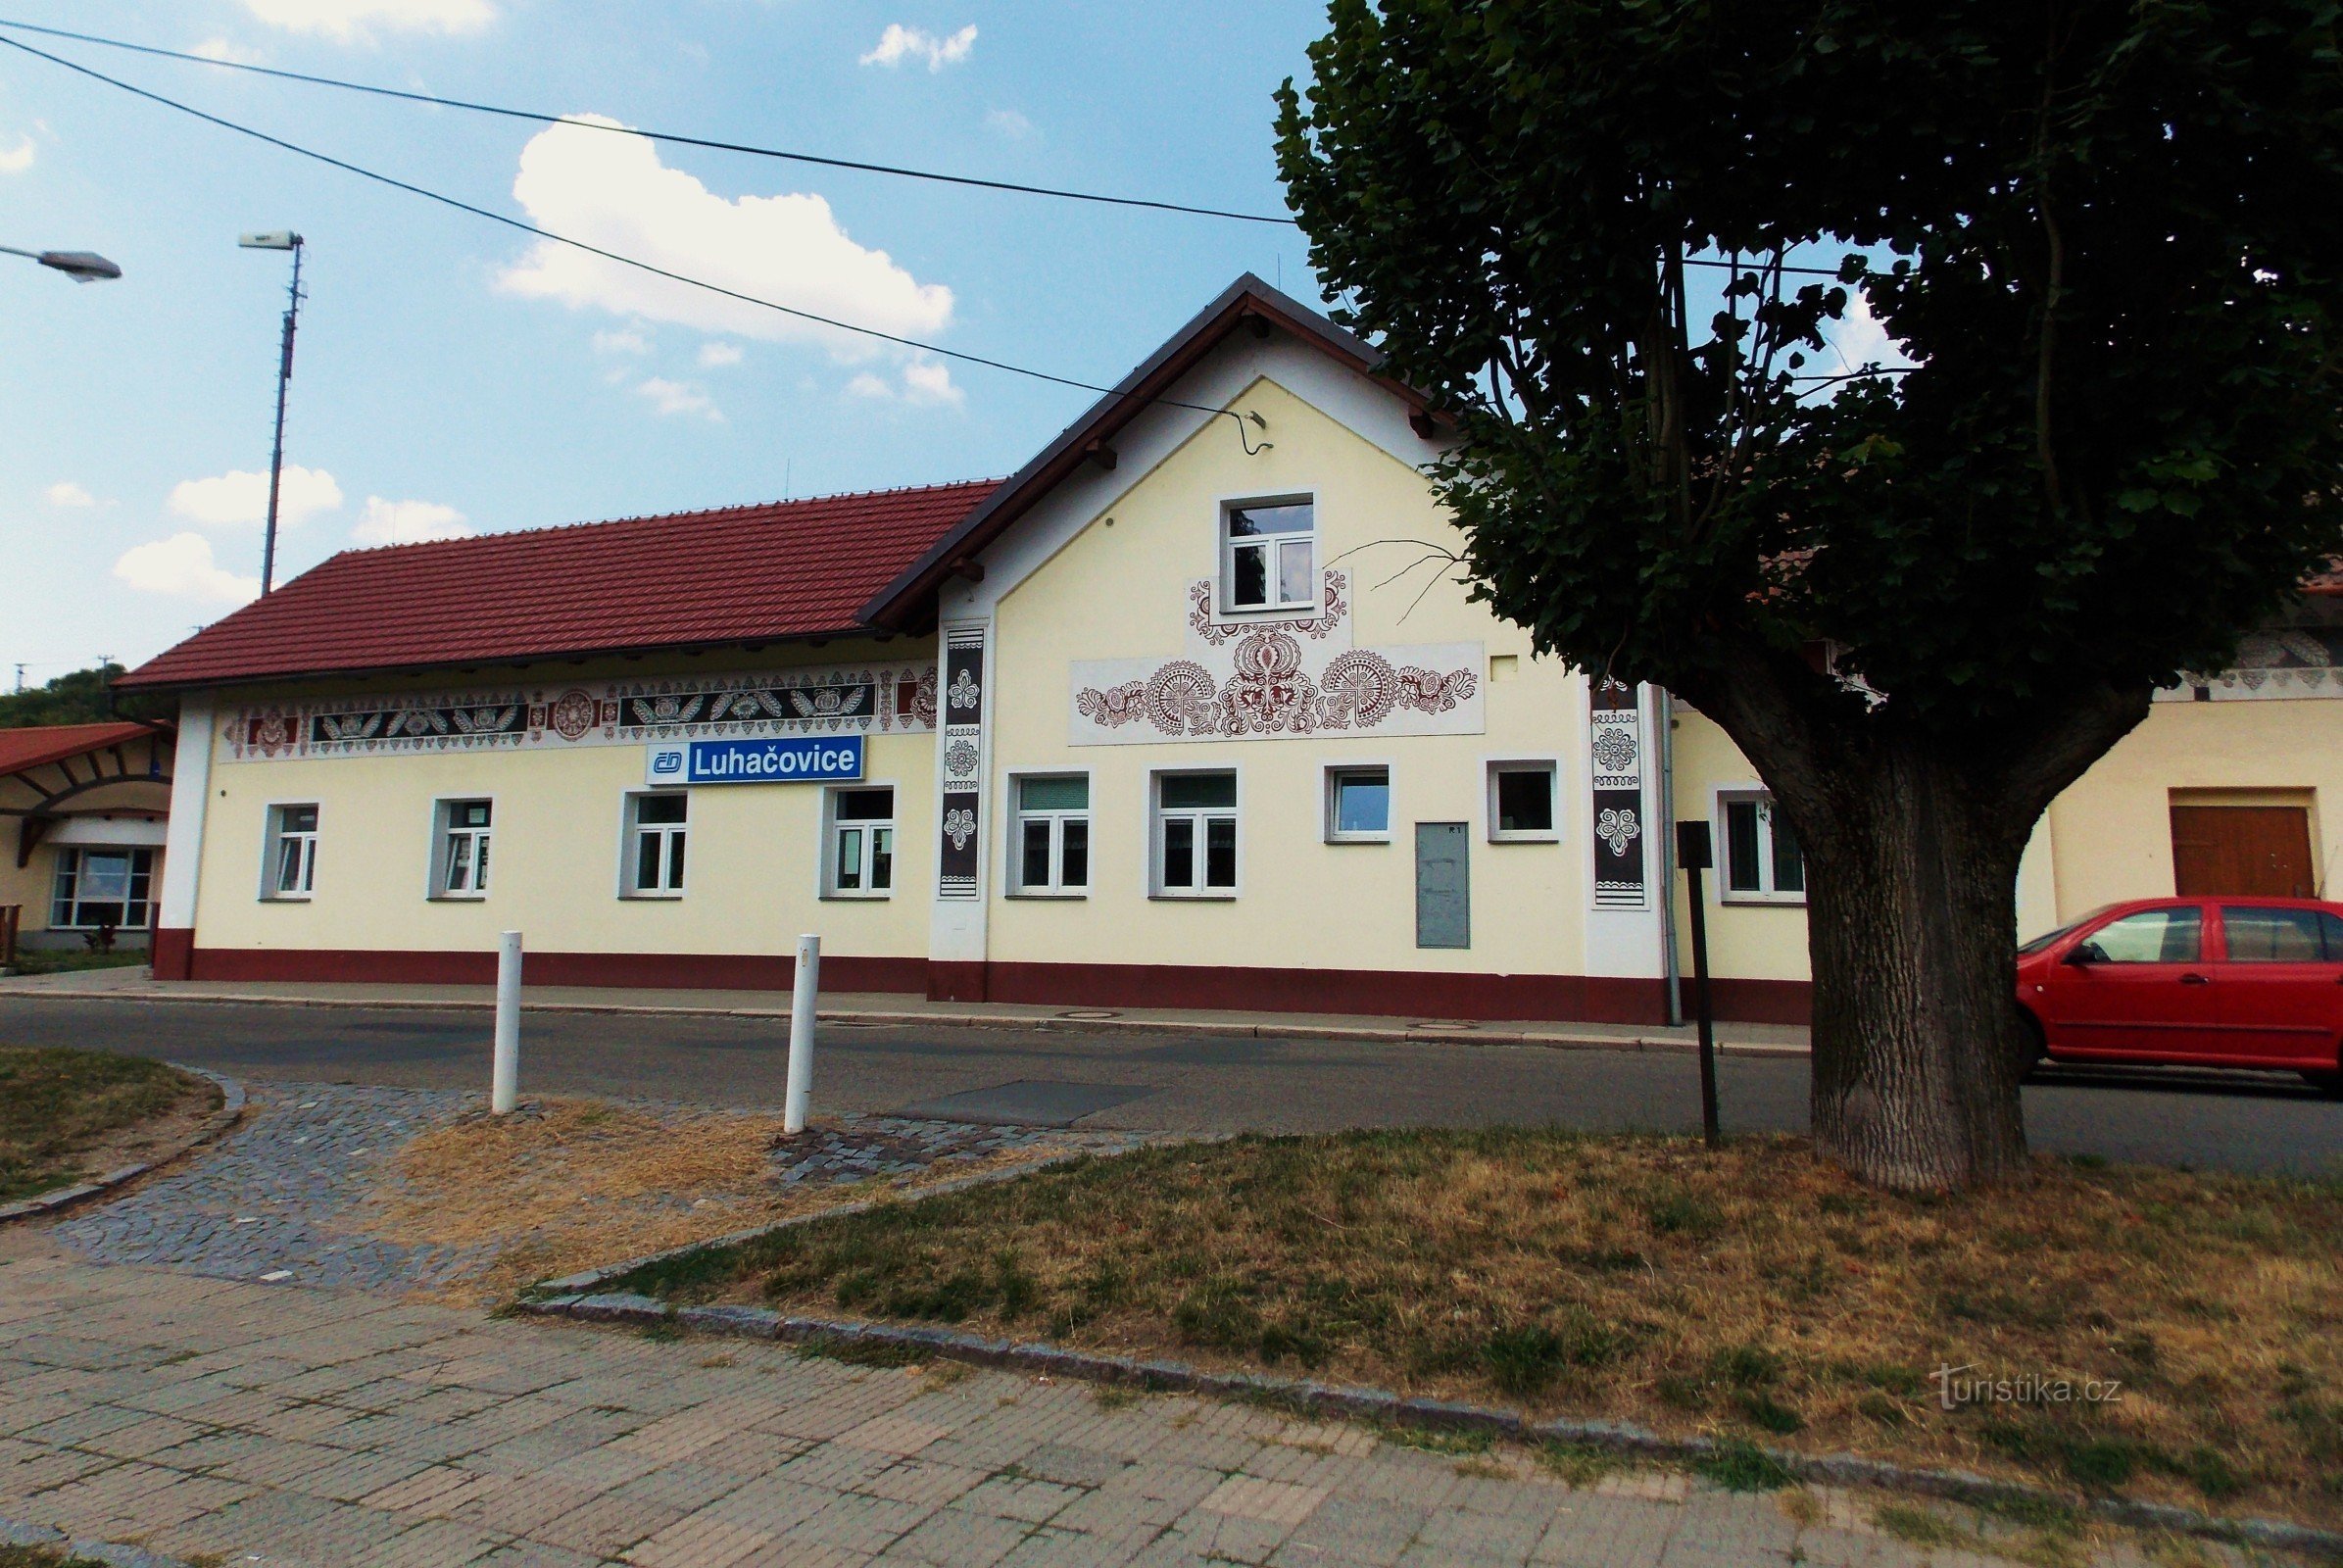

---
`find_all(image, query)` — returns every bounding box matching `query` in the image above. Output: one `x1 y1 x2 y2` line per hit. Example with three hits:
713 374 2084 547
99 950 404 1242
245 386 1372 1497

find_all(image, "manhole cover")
891 1079 1153 1128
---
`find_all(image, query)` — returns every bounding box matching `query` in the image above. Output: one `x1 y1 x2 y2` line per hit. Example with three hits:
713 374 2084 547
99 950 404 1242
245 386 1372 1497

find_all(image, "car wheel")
2019 1014 2049 1081
2304 1068 2343 1099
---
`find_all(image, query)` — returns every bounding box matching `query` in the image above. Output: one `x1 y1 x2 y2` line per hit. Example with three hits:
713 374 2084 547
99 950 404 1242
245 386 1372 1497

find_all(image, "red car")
2017 897 2343 1093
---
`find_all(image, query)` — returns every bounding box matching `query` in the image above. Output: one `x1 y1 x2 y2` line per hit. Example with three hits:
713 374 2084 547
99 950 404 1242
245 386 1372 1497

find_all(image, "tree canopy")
0 664 125 730
1275 1 2343 734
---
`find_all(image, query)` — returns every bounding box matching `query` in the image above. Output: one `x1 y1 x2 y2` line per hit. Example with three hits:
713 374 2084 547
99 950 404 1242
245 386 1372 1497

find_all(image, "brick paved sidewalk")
0 1247 2257 1568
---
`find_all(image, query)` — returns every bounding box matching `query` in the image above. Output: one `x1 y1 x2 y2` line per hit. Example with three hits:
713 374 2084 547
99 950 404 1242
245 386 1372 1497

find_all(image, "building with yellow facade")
0 720 175 960
119 278 2343 1023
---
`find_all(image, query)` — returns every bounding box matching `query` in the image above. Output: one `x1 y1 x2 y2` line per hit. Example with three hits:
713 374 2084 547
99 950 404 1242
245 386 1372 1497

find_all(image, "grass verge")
610 1128 2343 1529
0 1547 119 1568
0 1045 216 1202
2 949 148 977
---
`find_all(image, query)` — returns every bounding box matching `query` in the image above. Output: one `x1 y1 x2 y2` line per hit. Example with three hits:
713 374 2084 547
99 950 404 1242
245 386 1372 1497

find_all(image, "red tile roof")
120 481 1000 691
0 721 165 777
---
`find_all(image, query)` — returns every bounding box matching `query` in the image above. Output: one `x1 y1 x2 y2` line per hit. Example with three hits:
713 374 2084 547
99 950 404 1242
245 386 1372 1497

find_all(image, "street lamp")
239 230 305 597
0 244 121 282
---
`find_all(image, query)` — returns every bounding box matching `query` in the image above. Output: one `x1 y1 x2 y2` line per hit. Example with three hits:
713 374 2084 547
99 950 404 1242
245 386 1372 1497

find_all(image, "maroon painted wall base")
172 945 1813 1025
152 927 195 981
183 947 926 995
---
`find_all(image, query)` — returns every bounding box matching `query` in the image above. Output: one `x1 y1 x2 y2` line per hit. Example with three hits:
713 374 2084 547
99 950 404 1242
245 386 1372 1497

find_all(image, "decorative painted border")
224 662 939 762
1588 677 1647 909
1073 570 1480 747
937 626 986 902
0 1065 244 1223
2159 621 2343 702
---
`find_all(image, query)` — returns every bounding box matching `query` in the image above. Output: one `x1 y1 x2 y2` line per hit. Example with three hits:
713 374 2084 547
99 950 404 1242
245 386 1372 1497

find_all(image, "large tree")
1276 2 2343 1190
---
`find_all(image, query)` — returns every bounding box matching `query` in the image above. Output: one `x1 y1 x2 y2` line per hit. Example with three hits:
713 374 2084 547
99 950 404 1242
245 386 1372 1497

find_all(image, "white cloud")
860 23 976 72
353 496 472 546
846 360 961 407
592 326 651 355
985 109 1034 141
497 117 954 365
191 37 266 64
0 137 31 174
697 340 744 368
43 482 94 509
240 0 493 41
114 534 261 606
1828 293 1918 376
902 359 961 406
636 377 722 420
168 466 343 529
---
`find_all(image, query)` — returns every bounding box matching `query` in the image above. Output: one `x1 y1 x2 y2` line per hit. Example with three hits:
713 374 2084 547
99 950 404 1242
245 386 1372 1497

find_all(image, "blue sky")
0 0 1332 680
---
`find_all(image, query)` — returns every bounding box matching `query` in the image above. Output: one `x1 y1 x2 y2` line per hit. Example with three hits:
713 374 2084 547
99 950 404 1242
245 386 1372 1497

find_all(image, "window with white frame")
50 848 154 930
1325 765 1391 843
1487 761 1558 841
434 799 493 898
1223 498 1315 612
1012 774 1090 895
1154 770 1238 896
624 792 687 897
265 804 318 899
825 787 895 898
1720 791 1805 902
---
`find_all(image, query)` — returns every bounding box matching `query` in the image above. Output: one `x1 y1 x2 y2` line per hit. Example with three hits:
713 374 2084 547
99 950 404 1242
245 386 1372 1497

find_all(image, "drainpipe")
1656 686 1684 1025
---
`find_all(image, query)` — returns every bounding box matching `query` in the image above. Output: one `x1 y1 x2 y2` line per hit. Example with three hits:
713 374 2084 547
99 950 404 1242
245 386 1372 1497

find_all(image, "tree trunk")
1797 744 2033 1192
1684 655 2152 1193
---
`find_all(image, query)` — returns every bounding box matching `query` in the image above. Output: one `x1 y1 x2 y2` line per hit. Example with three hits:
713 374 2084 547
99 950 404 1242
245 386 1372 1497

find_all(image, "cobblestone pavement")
1 1250 2255 1568
49 1085 1142 1297
770 1117 1139 1188
52 1084 489 1294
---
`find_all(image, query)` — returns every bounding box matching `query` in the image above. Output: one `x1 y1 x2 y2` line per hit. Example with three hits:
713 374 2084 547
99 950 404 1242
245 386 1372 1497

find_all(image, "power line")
0 29 1887 420
0 32 1175 407
0 16 1297 226
0 17 1857 277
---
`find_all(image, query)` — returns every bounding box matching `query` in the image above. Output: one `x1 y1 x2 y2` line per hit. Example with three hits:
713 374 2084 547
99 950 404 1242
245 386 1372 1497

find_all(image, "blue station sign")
644 736 864 786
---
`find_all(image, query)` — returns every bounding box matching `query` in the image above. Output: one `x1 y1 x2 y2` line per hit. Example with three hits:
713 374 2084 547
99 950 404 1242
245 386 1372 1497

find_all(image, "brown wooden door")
2170 806 2316 898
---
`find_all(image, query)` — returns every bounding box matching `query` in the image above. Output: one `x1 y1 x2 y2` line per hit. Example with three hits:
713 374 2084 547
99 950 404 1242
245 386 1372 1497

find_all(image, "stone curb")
0 984 1810 1057
0 1511 194 1566
0 1065 246 1225
518 1283 2341 1559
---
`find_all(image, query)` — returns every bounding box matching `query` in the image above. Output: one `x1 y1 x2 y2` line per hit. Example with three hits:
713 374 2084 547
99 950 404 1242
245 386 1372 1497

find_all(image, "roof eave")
112 623 898 698
858 273 1429 630
0 721 175 778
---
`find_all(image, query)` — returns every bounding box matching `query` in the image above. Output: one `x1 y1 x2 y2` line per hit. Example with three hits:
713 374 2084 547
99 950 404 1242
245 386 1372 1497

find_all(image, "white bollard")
492 930 522 1114
784 933 820 1135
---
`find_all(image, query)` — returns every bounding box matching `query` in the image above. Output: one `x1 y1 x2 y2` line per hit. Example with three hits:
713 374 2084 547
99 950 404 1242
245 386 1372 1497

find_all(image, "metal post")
784 933 820 1134
260 239 303 596
492 930 521 1114
1676 821 1722 1149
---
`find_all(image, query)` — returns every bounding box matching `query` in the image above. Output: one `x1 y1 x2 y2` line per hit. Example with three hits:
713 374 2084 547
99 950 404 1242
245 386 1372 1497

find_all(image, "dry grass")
367 1098 1082 1304
367 1098 780 1300
613 1129 2343 1528
0 1046 217 1201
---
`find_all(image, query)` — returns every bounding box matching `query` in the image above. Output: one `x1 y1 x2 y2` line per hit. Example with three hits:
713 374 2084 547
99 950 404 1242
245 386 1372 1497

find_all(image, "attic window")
1223 498 1315 612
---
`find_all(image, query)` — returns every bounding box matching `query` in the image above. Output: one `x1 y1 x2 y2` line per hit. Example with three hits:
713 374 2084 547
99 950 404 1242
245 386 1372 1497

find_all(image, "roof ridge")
328 476 1008 563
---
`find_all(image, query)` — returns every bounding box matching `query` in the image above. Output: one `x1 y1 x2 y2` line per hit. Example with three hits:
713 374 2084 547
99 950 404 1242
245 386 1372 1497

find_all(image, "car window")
2224 906 2336 962
2075 906 2202 964
2019 921 2078 956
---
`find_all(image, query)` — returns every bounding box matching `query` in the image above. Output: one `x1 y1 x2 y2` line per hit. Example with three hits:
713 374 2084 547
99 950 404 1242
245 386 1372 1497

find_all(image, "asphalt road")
2 997 2338 1176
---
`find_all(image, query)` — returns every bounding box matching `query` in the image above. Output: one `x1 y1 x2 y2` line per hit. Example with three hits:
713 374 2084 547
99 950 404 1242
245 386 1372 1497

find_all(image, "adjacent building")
0 720 175 956
116 277 2343 1022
